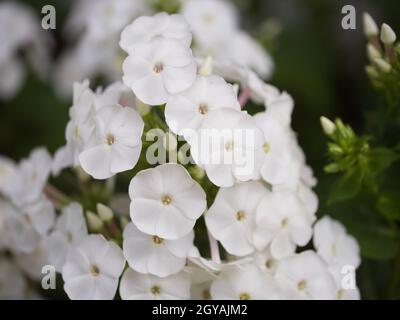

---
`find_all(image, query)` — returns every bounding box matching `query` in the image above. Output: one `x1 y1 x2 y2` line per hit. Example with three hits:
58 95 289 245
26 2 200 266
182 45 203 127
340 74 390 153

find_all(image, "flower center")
265 258 275 270
263 142 270 154
106 133 115 146
153 62 164 74
239 292 251 300
331 244 337 256
202 290 211 300
90 265 100 277
152 235 164 245
281 217 289 228
297 280 307 291
73 125 80 140
225 140 234 151
161 195 172 206
203 13 214 24
336 289 345 300
236 210 246 221
150 285 161 295
198 103 209 115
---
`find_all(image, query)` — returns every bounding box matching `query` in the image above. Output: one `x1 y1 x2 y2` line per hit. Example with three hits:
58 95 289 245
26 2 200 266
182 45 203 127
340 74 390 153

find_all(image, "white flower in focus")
62 234 125 300
205 181 267 256
254 190 312 258
0 258 27 299
211 264 280 300
165 75 240 140
79 104 144 179
253 111 298 187
122 37 197 105
274 250 336 300
251 246 279 274
129 163 207 239
190 108 264 187
123 222 194 277
120 12 192 52
46 202 88 271
119 268 191 300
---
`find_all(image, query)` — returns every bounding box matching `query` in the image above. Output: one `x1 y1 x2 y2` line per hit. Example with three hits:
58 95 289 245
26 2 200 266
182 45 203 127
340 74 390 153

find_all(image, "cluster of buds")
363 13 398 76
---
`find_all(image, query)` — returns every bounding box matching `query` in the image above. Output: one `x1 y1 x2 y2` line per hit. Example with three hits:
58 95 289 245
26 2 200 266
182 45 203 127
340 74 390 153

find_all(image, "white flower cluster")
54 0 272 97
0 1 51 100
0 12 361 300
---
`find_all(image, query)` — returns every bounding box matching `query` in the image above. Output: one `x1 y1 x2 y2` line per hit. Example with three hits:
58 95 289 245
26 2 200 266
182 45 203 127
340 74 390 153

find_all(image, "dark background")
1 0 399 299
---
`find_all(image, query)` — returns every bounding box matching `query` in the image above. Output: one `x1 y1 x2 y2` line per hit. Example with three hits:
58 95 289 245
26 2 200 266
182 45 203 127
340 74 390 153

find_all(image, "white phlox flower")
210 263 280 300
122 36 197 105
205 181 267 256
165 75 240 140
119 268 191 300
46 202 88 271
190 108 264 187
274 250 337 300
120 12 192 52
62 234 125 300
79 103 143 179
129 163 207 239
0 257 27 299
254 190 313 258
123 222 194 277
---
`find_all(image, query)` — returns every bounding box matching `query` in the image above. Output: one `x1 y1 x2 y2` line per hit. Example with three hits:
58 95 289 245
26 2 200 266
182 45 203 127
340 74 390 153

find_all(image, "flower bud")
135 98 150 116
97 203 114 222
367 43 381 60
320 116 336 135
363 13 379 37
198 56 213 76
86 211 104 231
373 57 392 73
365 65 379 78
380 23 396 45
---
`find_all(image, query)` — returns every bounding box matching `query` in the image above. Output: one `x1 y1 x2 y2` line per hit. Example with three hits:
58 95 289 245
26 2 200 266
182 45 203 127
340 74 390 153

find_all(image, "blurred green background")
1 0 400 299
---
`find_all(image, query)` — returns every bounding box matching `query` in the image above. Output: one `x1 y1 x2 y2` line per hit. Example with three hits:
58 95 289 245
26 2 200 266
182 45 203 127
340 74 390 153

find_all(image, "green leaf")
377 191 400 220
367 147 399 175
328 168 363 204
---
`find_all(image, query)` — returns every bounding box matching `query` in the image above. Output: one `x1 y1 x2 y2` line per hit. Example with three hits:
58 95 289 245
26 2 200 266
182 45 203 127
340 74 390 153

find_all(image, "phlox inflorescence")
0 10 361 300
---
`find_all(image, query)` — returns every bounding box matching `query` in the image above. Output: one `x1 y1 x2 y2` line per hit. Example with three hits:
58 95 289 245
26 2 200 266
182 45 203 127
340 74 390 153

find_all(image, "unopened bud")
365 65 379 78
86 211 104 231
135 98 150 116
198 56 213 76
97 203 113 222
374 57 392 73
320 116 336 135
380 23 396 45
363 13 379 37
367 43 381 60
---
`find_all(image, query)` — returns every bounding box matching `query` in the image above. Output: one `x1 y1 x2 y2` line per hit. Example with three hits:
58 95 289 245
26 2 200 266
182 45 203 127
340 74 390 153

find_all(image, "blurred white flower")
19 196 55 236
313 216 360 269
274 250 336 299
62 234 125 300
15 239 49 281
120 12 192 52
190 108 264 187
0 156 18 197
46 202 88 271
254 190 312 258
165 75 240 140
211 264 280 300
251 246 279 274
10 148 52 206
129 163 207 239
119 268 191 300
181 0 237 49
79 104 144 179
123 222 194 277
122 37 197 105
205 181 267 256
